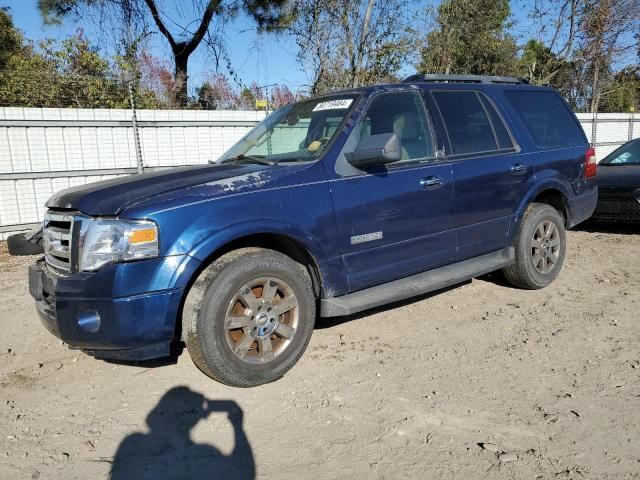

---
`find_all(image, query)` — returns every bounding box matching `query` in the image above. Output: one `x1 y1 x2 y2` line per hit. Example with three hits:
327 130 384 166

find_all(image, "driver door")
328 91 455 292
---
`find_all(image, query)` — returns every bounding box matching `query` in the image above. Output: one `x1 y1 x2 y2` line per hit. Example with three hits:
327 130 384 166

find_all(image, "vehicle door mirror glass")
346 133 402 168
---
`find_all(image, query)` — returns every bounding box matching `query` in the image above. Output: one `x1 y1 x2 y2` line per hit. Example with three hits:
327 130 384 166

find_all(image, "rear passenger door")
429 90 531 260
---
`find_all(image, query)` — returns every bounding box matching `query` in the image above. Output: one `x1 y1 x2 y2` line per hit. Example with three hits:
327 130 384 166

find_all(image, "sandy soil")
1 224 639 480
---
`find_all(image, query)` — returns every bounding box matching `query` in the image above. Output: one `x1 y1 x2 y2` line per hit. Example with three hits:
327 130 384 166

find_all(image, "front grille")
43 212 74 272
593 196 640 222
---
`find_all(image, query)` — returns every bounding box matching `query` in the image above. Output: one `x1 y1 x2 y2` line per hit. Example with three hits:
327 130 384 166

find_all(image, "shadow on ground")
315 282 469 329
102 342 185 369
573 220 640 235
110 386 255 480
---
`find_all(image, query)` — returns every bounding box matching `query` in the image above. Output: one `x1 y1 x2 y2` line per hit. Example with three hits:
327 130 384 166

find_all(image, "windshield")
216 94 359 164
601 141 640 165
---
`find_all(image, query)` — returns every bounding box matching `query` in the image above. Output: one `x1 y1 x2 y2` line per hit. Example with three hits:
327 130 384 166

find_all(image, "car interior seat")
392 111 427 160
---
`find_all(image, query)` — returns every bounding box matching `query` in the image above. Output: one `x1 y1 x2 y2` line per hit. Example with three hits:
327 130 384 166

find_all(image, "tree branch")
143 0 177 49
183 0 220 57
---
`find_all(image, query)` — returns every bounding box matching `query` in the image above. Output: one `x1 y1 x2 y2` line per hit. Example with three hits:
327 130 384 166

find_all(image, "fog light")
77 309 101 333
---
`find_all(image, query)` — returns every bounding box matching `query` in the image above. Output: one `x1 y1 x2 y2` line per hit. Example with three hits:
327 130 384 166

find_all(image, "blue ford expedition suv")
29 75 598 387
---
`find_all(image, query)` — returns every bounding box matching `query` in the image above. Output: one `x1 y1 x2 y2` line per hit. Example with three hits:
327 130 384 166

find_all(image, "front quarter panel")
121 161 348 296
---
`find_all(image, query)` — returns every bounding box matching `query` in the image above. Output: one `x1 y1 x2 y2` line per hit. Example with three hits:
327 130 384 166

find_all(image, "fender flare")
515 177 572 221
167 220 330 291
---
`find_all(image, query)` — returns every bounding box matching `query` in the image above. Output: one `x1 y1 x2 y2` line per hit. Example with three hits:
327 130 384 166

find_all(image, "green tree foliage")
518 40 574 87
417 0 518 76
239 87 257 110
516 39 588 109
0 9 163 108
0 8 25 69
598 66 640 112
0 34 129 108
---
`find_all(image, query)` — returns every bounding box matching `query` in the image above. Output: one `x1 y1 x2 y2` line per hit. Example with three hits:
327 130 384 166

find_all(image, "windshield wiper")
226 154 277 166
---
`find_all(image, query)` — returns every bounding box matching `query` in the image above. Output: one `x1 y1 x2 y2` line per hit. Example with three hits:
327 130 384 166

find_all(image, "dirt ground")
1 224 639 480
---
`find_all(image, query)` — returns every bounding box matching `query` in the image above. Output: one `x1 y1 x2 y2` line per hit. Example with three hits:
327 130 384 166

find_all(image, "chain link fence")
0 71 268 239
0 71 638 238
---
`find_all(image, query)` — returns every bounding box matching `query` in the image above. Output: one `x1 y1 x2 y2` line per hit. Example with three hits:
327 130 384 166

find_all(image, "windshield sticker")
312 99 353 112
611 152 632 164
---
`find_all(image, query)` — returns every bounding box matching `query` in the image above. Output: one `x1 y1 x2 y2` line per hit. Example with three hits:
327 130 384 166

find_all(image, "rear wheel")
183 248 315 387
503 203 566 289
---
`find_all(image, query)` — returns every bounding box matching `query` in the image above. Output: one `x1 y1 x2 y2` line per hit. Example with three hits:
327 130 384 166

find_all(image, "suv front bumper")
29 258 189 361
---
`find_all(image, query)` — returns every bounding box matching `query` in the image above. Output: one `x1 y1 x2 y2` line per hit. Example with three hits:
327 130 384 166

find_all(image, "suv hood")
46 163 272 216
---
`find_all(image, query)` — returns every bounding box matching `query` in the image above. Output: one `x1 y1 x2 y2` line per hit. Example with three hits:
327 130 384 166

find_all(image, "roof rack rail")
403 74 528 85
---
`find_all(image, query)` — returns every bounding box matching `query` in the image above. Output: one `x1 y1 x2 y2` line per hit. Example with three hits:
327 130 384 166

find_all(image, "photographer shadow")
110 386 255 480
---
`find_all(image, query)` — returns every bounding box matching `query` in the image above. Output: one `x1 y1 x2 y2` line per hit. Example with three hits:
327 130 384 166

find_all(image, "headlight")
78 218 159 271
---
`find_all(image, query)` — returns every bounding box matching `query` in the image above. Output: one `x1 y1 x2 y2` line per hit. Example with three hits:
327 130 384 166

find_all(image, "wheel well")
214 233 322 297
532 189 569 225
174 233 322 343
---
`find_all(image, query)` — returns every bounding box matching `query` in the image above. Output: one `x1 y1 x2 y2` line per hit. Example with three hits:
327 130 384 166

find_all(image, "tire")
183 248 316 387
7 233 44 256
503 203 566 290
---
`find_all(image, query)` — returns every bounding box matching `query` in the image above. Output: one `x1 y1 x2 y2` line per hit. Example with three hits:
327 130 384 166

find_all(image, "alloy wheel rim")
224 277 299 364
531 220 561 274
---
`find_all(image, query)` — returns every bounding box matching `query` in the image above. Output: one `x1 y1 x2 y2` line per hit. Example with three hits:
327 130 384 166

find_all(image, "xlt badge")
350 231 383 245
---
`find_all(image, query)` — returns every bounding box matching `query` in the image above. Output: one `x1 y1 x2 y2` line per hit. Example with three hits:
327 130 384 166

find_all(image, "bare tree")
576 0 639 112
39 0 292 105
523 0 580 84
289 0 413 94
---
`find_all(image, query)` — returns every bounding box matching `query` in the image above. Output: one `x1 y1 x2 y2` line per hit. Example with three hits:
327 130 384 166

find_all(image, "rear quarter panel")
491 86 595 232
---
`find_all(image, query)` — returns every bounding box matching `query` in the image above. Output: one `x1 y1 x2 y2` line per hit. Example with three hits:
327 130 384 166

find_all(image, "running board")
320 247 515 317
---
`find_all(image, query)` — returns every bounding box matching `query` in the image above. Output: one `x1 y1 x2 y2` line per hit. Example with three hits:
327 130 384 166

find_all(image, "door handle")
510 163 527 175
420 176 443 189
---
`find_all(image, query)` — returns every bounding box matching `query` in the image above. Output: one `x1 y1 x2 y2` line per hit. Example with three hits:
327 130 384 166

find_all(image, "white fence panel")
576 113 638 159
0 107 637 239
0 107 266 238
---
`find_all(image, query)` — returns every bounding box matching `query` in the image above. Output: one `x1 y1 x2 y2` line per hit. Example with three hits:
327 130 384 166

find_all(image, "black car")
592 138 640 223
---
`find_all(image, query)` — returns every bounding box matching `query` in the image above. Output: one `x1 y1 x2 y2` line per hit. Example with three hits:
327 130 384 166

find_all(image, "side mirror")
346 133 401 168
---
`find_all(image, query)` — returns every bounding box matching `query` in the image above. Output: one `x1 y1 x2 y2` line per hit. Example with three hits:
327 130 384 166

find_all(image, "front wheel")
503 203 566 289
183 248 316 387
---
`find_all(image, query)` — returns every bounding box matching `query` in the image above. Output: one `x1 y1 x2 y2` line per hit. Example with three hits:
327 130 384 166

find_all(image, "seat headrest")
392 111 420 141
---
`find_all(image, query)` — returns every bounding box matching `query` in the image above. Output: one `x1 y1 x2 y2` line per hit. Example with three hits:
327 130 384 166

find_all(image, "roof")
313 74 539 98
403 74 528 85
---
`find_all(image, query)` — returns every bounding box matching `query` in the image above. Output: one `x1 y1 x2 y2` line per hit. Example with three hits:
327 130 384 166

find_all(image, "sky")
4 0 310 91
4 0 638 95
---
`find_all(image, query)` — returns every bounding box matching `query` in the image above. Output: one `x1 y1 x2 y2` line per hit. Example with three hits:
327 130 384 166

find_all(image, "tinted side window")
479 95 513 150
504 90 586 148
357 92 434 162
433 91 511 155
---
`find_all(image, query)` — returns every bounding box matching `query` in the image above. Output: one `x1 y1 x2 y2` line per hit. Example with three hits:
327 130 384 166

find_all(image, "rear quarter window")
504 90 586 149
